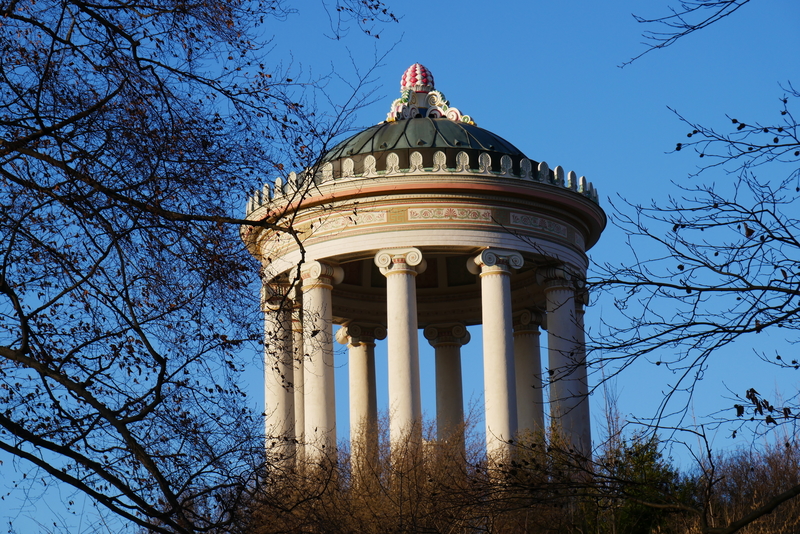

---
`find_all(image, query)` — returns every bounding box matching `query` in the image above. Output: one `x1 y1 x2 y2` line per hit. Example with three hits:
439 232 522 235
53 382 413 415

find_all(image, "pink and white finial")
386 63 473 124
400 63 434 93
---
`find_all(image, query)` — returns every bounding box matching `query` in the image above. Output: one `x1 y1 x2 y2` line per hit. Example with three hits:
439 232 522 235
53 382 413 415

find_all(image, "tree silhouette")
0 0 394 531
592 1 800 531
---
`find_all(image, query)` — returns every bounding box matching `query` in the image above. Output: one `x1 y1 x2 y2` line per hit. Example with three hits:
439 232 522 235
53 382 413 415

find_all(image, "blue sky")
3 0 800 530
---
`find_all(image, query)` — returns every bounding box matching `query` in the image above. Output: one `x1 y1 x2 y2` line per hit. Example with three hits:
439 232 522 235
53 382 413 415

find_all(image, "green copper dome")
323 117 526 162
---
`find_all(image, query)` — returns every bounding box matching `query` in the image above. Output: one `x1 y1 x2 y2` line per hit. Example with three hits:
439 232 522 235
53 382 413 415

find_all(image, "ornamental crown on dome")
386 63 474 125
400 63 434 92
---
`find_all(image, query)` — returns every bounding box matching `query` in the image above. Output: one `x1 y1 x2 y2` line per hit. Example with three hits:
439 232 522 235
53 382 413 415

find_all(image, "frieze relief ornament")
510 213 568 238
408 207 491 222
310 212 388 235
538 161 550 183
478 152 492 174
500 155 514 177
287 171 298 191
520 158 533 180
363 155 377 177
409 151 424 173
432 150 447 172
455 151 470 173
386 152 401 175
342 158 355 178
321 162 334 182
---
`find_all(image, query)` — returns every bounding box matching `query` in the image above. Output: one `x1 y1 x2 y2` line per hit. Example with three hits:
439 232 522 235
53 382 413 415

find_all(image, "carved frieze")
509 213 568 238
310 212 389 235
408 207 491 222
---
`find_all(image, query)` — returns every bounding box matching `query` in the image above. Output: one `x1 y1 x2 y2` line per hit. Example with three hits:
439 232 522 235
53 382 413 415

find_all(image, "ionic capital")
300 260 344 291
374 247 426 276
537 266 581 292
335 323 387 347
467 248 524 276
261 277 292 312
423 323 471 348
514 309 547 333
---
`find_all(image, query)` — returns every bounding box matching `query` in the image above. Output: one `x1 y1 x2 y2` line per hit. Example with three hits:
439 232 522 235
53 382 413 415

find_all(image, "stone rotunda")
241 64 606 466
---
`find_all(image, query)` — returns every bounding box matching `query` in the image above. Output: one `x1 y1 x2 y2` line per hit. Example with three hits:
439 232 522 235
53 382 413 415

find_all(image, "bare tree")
622 0 753 67
592 167 800 427
588 1 800 532
0 0 395 531
595 0 800 433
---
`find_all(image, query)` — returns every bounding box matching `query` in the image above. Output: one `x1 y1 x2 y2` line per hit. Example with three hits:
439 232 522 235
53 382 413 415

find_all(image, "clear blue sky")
3 0 799 530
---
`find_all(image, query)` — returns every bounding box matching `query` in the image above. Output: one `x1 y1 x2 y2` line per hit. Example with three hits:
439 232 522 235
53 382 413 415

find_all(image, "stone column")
375 248 425 451
336 323 386 475
423 324 470 446
573 289 591 455
262 279 295 463
469 248 523 459
301 260 343 462
291 287 305 466
514 309 546 438
541 267 590 457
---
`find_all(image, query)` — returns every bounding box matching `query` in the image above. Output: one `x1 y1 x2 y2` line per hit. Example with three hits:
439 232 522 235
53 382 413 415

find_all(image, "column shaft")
544 270 590 456
292 296 305 465
349 341 378 454
336 323 385 471
375 248 424 450
425 324 469 445
573 295 591 454
435 343 464 441
514 312 544 437
301 261 341 461
263 283 295 462
471 249 522 459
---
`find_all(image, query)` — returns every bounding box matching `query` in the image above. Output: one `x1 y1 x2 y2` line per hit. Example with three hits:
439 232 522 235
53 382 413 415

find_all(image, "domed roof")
323 63 526 163
323 117 526 162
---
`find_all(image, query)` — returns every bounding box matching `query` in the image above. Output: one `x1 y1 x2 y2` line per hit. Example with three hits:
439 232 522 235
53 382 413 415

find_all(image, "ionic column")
573 289 591 455
336 323 386 471
291 287 305 466
374 248 425 450
262 278 295 463
469 249 523 459
541 267 590 457
514 309 546 438
423 324 470 446
301 260 343 462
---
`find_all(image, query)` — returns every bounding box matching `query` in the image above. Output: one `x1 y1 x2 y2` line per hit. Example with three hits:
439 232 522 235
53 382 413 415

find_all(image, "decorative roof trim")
245 151 599 216
387 64 474 125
